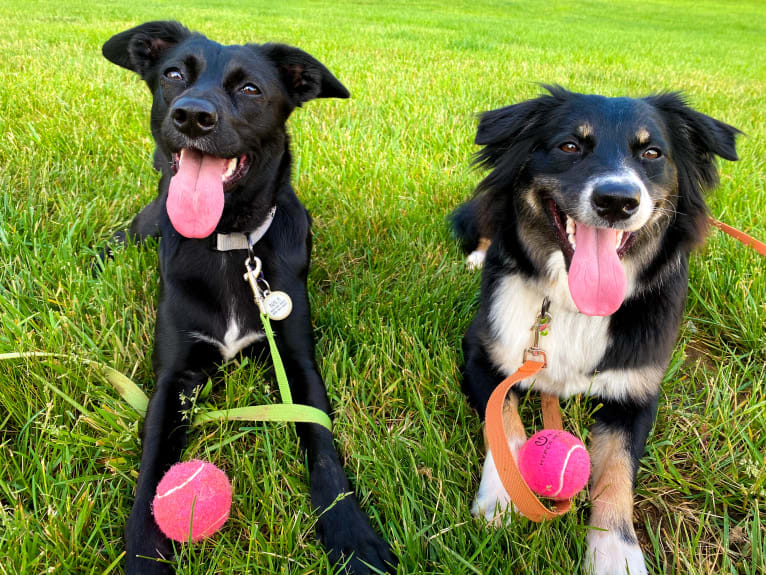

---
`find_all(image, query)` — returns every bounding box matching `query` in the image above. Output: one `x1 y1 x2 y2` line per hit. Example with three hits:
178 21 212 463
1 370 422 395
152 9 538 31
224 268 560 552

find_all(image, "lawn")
0 0 764 573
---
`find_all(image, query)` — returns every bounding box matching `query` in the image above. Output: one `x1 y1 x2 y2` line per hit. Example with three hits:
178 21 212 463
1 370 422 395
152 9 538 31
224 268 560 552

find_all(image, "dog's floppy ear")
647 92 741 207
102 21 191 78
474 86 566 170
475 85 567 147
475 100 542 146
690 112 741 162
474 102 542 169
646 93 742 249
261 44 350 105
646 93 741 164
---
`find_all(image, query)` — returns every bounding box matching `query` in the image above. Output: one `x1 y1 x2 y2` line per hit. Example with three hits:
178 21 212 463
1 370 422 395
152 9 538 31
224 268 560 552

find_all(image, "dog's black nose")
591 181 641 222
170 98 218 138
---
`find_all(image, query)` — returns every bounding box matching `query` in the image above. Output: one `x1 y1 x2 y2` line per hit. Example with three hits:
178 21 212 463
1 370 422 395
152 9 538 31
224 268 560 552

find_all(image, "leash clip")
243 256 293 321
243 256 266 313
525 297 551 368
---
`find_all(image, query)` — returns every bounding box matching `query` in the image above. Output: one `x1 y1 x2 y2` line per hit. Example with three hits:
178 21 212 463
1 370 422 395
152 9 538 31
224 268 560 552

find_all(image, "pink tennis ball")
517 429 590 500
152 460 232 542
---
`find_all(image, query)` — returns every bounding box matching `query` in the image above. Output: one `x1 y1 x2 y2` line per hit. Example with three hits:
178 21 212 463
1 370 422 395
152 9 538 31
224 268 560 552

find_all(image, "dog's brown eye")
642 148 661 160
164 68 184 81
559 142 580 153
240 83 262 96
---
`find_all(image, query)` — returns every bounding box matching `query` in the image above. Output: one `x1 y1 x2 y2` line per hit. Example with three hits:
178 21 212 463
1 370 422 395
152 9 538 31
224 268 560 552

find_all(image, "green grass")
1 0 764 573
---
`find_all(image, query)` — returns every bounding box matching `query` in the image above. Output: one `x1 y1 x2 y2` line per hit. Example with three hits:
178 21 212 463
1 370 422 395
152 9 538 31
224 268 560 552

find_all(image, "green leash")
194 311 332 430
233 253 333 431
1 257 332 432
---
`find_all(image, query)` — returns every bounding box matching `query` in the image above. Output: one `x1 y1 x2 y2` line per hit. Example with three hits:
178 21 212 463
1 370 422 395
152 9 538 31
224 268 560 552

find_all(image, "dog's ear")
102 21 191 78
690 112 741 162
646 93 742 249
260 44 350 105
476 86 567 147
647 92 742 200
475 100 541 146
646 93 741 164
474 100 546 169
474 87 567 171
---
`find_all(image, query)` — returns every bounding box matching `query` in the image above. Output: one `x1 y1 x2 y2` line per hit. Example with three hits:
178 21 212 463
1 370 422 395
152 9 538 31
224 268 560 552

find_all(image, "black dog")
101 21 395 574
453 86 739 574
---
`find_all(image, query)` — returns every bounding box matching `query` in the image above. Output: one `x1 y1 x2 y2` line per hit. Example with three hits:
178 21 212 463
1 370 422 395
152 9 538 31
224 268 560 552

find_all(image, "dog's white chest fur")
190 315 265 362
486 254 661 401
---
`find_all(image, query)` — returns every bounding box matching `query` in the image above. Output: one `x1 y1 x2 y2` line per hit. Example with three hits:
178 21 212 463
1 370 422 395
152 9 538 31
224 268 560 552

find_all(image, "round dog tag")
263 291 292 320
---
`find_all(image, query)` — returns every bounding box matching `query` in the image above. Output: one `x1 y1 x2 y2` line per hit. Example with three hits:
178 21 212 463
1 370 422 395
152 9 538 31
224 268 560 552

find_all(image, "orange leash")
710 217 766 257
485 299 573 522
485 358 570 522
484 297 572 522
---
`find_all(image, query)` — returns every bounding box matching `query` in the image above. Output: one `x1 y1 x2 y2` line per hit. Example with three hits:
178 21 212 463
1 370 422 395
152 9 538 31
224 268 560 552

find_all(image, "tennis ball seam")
155 462 207 499
551 444 586 497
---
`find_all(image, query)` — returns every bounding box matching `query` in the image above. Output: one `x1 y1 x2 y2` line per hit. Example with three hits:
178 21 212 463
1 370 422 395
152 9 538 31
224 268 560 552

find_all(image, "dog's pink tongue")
167 150 226 238
567 222 626 316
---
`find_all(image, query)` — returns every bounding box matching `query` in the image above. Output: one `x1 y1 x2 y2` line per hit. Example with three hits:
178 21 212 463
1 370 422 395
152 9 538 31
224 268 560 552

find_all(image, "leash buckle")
523 347 547 367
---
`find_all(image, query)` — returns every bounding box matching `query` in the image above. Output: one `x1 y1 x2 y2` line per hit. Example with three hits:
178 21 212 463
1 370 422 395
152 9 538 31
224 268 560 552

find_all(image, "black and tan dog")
452 86 739 574
101 21 395 574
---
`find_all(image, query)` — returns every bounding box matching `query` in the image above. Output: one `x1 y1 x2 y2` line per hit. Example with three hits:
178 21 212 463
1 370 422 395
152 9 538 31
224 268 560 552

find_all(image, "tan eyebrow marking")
577 123 594 138
636 128 651 145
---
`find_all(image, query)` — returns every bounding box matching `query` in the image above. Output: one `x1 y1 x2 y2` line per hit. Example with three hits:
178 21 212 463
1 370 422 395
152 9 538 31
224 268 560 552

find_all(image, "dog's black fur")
453 86 740 574
101 21 395 575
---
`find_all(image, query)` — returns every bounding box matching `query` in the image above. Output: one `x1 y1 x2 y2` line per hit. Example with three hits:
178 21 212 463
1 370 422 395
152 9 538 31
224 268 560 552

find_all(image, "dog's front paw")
471 488 517 527
466 249 486 270
471 451 518 526
586 529 647 575
125 507 176 575
317 495 397 574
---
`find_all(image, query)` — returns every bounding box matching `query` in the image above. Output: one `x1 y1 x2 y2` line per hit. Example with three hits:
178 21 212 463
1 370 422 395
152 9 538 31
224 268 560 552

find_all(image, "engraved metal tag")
263 291 292 320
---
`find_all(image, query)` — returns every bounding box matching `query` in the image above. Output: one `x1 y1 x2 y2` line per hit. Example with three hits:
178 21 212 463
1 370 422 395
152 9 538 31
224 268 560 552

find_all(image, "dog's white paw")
466 249 486 270
471 449 519 526
586 529 648 575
